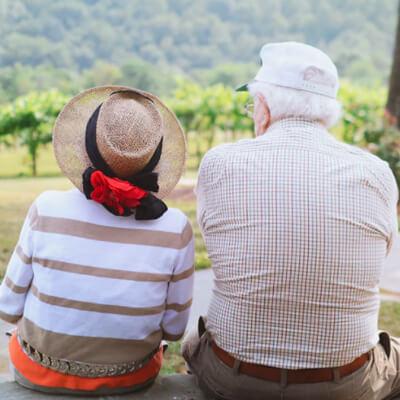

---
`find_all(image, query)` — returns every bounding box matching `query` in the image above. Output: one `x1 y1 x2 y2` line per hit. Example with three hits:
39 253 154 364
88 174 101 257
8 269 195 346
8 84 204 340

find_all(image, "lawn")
1 176 400 375
0 130 233 179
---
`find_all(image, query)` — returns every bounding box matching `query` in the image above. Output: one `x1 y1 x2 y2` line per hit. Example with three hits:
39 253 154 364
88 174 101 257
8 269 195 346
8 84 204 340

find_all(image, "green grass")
160 341 186 375
0 145 61 178
378 302 400 336
0 128 251 179
0 144 198 181
0 177 72 272
0 130 240 179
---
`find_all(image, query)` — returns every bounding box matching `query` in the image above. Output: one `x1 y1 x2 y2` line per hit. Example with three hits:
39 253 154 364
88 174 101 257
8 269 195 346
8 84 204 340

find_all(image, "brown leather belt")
211 341 370 384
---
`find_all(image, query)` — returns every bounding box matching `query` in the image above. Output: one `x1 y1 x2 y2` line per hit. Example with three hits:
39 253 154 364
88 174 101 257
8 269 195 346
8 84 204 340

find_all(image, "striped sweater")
0 189 194 365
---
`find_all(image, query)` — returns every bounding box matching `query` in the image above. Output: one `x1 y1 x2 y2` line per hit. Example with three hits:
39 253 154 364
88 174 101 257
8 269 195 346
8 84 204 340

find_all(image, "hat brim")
53 86 186 200
235 83 249 92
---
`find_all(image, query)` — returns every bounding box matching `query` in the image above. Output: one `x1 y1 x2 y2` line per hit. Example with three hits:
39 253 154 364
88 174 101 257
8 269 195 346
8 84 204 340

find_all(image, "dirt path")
166 186 196 202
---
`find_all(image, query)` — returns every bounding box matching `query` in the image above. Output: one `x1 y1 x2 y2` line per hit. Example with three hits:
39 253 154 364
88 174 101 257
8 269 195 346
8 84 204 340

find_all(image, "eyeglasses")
244 101 254 117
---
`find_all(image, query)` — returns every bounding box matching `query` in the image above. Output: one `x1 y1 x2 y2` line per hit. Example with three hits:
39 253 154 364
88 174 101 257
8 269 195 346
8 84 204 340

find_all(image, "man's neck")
259 117 325 137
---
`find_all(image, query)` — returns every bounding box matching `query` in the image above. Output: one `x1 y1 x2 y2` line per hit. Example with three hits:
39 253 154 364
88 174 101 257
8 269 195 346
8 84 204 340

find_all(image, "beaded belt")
18 336 159 378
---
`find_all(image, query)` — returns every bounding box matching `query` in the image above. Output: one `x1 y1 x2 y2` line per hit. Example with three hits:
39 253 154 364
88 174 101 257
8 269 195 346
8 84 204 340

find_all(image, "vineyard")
0 81 400 189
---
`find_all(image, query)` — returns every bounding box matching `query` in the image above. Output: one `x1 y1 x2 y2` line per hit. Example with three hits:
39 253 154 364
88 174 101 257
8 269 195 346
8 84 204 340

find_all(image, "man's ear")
254 93 270 136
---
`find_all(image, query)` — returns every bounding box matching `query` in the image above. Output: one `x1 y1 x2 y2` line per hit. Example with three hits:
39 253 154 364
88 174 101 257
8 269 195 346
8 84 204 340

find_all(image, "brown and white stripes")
0 189 194 364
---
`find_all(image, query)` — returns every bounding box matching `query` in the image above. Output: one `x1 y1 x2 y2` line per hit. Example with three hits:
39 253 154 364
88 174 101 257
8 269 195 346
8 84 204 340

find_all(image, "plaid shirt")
197 118 399 369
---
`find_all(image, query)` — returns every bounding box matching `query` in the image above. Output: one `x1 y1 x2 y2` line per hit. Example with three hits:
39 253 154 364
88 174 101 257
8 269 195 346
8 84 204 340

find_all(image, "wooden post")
387 1 400 128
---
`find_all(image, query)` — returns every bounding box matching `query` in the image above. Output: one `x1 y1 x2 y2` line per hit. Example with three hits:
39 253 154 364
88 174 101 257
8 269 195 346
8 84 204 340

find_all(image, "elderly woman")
0 86 194 396
183 42 398 400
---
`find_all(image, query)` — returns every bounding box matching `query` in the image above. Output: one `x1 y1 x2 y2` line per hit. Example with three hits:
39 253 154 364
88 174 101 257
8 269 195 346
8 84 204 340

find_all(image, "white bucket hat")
237 41 339 99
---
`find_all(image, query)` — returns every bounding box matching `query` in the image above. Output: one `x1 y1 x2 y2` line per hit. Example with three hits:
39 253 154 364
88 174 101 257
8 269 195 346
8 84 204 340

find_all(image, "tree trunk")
387 1 400 128
28 134 38 177
31 150 37 177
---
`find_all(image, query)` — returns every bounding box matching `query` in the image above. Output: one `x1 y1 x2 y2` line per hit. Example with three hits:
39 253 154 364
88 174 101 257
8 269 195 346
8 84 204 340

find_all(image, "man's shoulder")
199 144 228 173
201 140 255 164
198 140 260 190
339 142 393 174
198 144 232 187
334 142 397 200
202 143 233 159
337 141 378 160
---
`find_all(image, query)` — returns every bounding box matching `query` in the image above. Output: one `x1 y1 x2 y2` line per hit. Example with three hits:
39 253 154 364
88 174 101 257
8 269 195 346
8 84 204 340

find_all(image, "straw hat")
53 86 186 200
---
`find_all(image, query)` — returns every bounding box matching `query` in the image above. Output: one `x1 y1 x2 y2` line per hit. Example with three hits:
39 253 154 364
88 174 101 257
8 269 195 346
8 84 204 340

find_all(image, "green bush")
336 82 400 196
0 90 67 176
0 81 399 194
371 129 400 192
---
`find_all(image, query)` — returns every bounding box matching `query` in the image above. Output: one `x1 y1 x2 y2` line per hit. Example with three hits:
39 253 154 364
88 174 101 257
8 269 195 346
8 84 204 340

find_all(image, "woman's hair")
248 81 342 128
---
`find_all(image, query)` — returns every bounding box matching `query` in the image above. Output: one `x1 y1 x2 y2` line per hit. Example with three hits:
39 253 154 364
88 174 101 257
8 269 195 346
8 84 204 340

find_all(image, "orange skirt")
9 333 163 392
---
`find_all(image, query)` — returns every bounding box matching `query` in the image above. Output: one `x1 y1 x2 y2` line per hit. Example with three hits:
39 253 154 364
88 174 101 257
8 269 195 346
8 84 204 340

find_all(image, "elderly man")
183 42 399 400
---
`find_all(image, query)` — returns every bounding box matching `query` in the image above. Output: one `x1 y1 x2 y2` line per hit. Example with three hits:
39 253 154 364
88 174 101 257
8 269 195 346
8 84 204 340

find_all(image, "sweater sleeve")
161 219 195 341
0 203 36 323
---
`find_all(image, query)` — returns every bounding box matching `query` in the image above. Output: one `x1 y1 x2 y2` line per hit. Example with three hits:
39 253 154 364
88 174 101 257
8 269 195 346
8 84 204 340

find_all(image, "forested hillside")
0 0 397 100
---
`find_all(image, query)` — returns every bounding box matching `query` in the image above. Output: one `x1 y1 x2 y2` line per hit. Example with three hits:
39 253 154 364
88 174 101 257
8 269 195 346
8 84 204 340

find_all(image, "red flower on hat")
90 170 148 215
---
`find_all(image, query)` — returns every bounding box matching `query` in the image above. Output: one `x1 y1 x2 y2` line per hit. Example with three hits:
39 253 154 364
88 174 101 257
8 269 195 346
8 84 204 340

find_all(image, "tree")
338 82 400 197
0 0 396 86
119 59 177 96
338 82 385 145
168 80 252 168
195 63 256 87
386 1 400 127
0 64 77 104
82 61 122 88
0 91 67 176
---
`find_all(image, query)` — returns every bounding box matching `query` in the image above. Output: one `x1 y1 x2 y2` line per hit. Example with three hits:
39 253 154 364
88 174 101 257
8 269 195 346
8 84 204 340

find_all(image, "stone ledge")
0 374 207 400
2 375 400 400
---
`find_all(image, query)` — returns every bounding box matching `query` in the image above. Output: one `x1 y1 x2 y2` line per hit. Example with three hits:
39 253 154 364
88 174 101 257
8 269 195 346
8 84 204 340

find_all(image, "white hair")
248 81 342 128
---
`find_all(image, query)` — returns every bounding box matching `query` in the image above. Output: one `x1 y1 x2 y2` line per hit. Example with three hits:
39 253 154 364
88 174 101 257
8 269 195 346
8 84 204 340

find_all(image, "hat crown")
96 90 163 178
53 85 186 200
255 41 339 98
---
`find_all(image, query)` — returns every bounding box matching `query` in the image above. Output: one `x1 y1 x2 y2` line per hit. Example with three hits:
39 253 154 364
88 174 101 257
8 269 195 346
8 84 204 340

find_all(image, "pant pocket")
198 316 207 337
379 331 392 359
368 343 396 398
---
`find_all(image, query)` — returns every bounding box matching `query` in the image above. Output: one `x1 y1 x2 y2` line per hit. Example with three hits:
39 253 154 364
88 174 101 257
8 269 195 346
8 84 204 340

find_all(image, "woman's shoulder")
33 189 86 212
150 207 191 233
32 191 193 235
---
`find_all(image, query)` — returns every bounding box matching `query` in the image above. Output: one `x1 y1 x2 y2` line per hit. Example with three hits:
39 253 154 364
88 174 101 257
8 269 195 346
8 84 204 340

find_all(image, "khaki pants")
182 321 400 400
